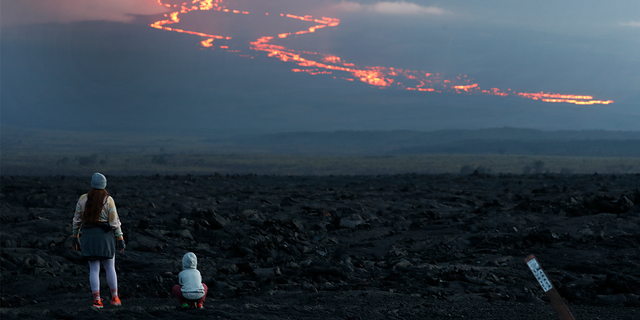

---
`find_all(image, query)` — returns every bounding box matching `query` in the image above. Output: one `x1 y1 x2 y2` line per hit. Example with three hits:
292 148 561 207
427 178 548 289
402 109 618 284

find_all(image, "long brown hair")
83 188 109 225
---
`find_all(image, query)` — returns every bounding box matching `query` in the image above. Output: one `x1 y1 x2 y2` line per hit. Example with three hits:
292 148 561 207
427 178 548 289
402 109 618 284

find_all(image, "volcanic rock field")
1 173 639 319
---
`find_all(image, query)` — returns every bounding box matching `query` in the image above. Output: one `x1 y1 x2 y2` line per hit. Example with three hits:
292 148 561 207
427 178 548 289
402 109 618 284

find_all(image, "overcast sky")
2 0 639 134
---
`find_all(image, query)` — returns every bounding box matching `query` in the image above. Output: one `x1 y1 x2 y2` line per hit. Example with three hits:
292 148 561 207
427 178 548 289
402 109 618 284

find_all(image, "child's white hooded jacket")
179 252 205 299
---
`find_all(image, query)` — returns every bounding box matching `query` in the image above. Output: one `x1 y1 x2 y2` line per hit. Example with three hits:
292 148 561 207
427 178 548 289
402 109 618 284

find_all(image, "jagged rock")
280 197 295 207
129 234 165 252
291 219 304 231
254 267 280 282
1 174 638 319
1 257 18 271
177 229 194 240
24 193 52 208
138 218 150 229
339 219 363 229
393 259 412 268
210 214 229 229
596 294 628 306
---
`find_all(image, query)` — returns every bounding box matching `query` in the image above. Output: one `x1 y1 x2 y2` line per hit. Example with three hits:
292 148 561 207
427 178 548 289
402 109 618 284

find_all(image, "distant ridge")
2 126 640 157
390 140 640 157
234 127 640 156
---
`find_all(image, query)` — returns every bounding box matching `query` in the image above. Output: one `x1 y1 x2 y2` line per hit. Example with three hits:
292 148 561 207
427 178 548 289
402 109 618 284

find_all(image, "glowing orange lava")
150 1 613 105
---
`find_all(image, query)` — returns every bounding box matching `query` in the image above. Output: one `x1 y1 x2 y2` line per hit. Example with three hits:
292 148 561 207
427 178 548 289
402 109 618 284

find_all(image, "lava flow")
150 0 614 105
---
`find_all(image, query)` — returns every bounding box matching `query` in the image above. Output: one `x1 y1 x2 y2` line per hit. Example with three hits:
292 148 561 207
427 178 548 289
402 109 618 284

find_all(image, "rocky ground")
1 173 639 319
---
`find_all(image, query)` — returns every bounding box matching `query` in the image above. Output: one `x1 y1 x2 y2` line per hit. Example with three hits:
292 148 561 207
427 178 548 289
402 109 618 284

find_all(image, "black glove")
116 239 126 252
72 237 81 251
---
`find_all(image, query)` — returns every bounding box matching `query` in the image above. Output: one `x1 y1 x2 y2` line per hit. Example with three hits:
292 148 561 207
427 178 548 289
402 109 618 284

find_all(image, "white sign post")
525 255 576 320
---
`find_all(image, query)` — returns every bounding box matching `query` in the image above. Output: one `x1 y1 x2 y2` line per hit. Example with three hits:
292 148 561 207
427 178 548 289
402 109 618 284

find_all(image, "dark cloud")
1 1 639 134
0 0 169 27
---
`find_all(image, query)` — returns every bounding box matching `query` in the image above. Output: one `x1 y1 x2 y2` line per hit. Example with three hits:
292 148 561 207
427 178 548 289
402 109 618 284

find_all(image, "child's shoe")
92 298 104 309
196 302 204 309
178 303 190 311
111 295 121 306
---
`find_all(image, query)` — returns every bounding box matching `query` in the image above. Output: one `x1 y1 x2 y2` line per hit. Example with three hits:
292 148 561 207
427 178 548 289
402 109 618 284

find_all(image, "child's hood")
182 252 198 269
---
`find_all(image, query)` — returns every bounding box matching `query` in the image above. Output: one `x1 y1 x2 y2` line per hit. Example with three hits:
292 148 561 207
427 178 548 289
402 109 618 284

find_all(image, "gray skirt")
80 226 115 261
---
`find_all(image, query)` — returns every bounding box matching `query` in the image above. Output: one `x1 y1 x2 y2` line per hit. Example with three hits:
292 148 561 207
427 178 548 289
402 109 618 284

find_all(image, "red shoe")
111 295 121 306
92 298 104 309
196 302 204 309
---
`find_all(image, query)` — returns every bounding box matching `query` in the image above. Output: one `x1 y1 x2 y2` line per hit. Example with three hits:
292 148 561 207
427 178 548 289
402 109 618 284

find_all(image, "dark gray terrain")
236 128 640 156
1 173 639 319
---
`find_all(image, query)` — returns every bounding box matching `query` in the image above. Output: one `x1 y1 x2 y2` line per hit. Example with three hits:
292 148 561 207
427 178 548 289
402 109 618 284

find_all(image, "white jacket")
179 252 205 299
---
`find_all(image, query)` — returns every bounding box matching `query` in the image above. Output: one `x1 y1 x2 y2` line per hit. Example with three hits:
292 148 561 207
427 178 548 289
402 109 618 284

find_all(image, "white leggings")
88 258 117 292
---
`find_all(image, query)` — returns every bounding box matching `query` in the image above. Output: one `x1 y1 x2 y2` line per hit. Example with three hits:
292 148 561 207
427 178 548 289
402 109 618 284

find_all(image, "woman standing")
71 172 126 308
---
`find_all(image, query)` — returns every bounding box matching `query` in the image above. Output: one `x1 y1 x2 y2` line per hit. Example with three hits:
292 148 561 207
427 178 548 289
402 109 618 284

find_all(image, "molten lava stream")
150 0 614 105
